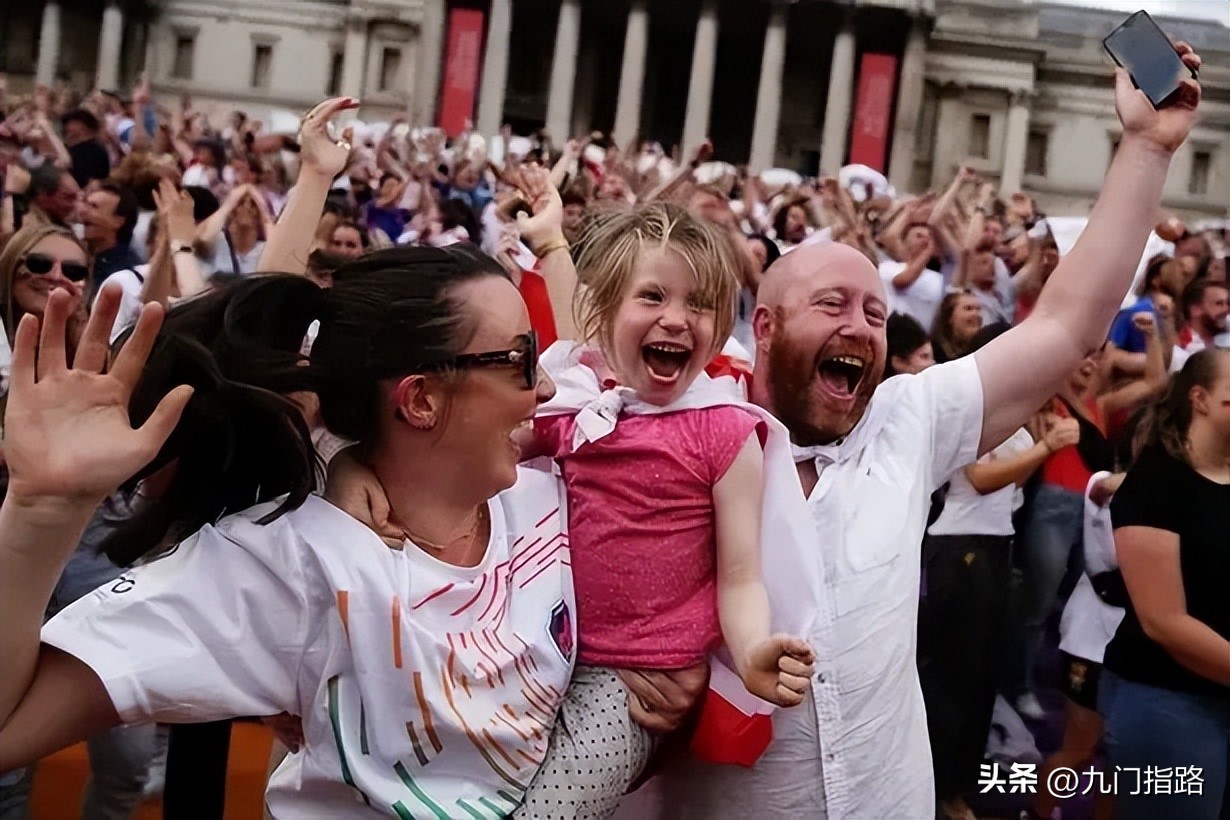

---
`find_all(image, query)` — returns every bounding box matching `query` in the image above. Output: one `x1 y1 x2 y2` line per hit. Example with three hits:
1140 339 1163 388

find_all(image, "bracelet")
533 238 570 258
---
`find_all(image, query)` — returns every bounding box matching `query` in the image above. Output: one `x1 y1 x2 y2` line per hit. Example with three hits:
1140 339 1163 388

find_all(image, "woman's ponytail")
99 276 326 565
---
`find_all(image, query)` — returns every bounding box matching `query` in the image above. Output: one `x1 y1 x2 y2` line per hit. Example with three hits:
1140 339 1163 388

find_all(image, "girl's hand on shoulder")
324 450 401 547
742 634 814 708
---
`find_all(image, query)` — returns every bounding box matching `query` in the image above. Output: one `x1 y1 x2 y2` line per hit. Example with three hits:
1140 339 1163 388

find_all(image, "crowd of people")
0 34 1225 820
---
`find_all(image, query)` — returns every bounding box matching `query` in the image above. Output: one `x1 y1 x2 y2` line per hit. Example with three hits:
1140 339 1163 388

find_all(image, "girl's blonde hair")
572 202 741 355
0 223 90 345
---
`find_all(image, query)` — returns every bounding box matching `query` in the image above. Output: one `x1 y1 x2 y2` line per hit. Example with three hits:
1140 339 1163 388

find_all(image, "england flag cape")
536 340 820 766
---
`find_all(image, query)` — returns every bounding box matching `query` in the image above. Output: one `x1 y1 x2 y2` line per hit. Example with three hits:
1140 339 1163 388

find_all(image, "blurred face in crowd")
1003 231 1031 267
454 164 479 191
608 245 718 406
62 119 93 147
904 225 933 259
13 234 88 317
329 224 364 259
231 157 258 187
231 194 261 230
982 216 1004 249
745 237 769 272
1193 351 1230 441
892 342 935 376
754 244 888 445
82 189 123 249
379 176 400 200
969 249 996 288
950 293 983 344
193 145 216 168
562 202 586 240
1195 285 1229 336
34 173 81 225
782 205 809 245
1067 348 1104 396
598 174 631 202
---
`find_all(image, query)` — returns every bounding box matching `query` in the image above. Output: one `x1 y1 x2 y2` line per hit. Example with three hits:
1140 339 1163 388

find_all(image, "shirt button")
815 671 826 683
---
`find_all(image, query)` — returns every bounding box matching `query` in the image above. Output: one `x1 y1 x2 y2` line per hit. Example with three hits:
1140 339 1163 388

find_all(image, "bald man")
647 47 1203 820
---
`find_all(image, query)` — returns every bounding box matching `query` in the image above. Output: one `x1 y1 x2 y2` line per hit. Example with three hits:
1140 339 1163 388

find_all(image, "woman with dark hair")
930 290 982 364
1099 348 1230 820
0 166 695 820
884 311 934 380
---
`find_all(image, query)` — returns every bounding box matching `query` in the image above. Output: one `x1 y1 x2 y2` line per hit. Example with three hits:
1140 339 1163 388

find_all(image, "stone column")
339 21 367 99
95 2 124 91
476 0 512 135
612 0 650 148
820 12 857 176
888 16 927 192
681 0 719 159
1000 90 1031 194
545 0 581 142
36 1 62 86
749 2 788 171
414 0 447 125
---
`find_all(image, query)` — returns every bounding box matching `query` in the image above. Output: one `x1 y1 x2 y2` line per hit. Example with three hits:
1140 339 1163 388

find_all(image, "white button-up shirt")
650 356 984 820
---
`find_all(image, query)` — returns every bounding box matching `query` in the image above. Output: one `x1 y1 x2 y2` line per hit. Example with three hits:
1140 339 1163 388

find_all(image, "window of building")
1025 129 1048 177
251 44 273 89
1189 150 1211 196
328 50 344 96
968 114 991 159
172 35 196 80
379 47 401 92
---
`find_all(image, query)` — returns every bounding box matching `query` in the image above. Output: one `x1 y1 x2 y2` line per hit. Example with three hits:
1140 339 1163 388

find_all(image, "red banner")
848 53 898 172
437 8 485 137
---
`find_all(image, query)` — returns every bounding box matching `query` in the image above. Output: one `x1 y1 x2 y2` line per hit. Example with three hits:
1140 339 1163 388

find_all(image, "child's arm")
713 432 815 707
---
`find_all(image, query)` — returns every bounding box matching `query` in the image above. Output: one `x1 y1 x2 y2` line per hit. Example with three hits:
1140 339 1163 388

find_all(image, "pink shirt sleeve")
532 414 574 459
687 406 764 485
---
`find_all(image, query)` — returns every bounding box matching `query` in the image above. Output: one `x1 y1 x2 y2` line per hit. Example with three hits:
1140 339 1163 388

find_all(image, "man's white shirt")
652 356 984 820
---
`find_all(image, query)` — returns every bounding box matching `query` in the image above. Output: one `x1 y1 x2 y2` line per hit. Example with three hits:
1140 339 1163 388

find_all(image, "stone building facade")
3 0 1227 217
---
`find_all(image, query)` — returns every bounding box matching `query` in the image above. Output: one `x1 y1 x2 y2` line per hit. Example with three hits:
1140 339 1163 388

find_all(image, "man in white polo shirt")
650 44 1202 820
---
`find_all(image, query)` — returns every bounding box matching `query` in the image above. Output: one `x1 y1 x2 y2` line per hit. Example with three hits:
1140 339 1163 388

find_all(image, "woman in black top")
1099 348 1230 820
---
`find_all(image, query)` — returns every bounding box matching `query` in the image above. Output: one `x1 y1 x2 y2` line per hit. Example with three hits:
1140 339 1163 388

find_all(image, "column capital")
1008 88 1035 107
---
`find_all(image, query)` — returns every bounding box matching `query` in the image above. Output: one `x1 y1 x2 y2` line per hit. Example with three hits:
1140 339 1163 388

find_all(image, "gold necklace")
399 505 487 552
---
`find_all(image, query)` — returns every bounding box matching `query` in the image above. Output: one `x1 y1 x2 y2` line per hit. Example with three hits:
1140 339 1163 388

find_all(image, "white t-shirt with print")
44 468 575 819
928 427 1034 537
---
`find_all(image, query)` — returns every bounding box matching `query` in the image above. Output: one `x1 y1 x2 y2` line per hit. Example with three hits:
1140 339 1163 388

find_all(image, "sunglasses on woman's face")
22 253 90 283
430 331 539 390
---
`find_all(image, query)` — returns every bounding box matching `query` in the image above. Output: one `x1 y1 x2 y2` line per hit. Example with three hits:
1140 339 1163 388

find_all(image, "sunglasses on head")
426 331 539 390
22 252 89 283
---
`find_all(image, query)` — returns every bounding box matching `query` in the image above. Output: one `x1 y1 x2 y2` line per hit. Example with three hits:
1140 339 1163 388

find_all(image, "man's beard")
766 324 879 447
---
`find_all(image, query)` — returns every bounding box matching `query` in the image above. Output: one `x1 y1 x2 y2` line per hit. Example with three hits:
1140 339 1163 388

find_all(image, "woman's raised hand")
4 285 192 507
297 97 361 179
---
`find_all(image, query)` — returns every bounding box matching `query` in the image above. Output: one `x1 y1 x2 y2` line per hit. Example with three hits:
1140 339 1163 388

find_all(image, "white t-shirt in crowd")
1059 471 1125 664
130 210 155 263
95 264 149 344
654 355 985 820
879 259 945 332
928 427 1034 538
44 468 576 819
207 237 265 276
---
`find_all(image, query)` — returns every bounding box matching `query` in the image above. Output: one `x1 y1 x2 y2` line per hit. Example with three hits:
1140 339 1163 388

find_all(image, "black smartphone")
1103 11 1195 109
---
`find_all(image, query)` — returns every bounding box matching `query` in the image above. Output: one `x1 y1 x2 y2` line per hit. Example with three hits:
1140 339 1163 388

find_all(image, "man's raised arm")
974 46 1201 454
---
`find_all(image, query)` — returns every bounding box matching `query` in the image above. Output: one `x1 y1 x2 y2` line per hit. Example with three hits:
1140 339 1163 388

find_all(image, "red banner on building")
848 53 898 172
437 8 485 137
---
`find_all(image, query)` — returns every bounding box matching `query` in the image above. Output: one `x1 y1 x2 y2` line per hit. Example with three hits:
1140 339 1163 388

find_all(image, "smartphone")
1103 11 1195 109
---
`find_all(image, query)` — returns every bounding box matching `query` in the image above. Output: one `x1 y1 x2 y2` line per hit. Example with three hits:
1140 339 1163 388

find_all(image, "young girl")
512 202 816 818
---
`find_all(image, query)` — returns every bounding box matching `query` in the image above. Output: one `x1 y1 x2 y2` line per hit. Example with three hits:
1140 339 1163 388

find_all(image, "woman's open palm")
4 285 192 504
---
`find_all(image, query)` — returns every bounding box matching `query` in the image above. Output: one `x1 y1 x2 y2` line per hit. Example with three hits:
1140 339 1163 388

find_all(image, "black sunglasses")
426 331 538 390
22 252 90 283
